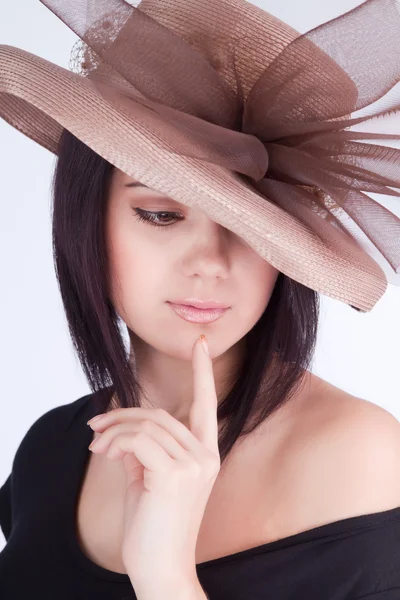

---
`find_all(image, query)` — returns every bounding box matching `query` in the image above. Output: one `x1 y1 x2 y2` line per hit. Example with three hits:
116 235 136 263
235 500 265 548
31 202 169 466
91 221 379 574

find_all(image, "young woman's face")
105 168 280 360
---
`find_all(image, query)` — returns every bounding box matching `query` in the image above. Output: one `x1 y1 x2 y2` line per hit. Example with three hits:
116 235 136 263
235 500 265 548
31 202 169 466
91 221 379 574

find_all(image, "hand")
87 334 221 584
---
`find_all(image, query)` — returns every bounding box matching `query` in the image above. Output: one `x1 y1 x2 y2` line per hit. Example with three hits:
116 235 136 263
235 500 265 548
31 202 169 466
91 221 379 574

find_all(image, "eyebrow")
124 181 179 205
125 182 148 188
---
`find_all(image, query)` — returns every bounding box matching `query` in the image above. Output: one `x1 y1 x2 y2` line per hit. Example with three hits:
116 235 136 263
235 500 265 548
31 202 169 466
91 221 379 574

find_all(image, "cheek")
257 263 280 302
236 258 280 321
107 236 167 320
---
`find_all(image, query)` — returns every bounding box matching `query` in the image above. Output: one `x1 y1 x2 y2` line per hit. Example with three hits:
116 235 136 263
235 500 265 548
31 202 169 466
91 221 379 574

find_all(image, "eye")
132 208 183 228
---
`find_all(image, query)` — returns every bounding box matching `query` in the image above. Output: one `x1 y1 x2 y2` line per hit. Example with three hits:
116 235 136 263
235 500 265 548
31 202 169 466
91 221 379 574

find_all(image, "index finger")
188 335 219 453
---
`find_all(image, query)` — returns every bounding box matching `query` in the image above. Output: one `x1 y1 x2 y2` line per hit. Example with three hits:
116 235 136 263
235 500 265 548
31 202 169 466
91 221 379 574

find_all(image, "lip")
167 302 229 324
169 298 230 309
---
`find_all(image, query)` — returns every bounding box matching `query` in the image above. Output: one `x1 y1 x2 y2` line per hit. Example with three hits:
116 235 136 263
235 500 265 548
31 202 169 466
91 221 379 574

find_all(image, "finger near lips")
88 335 220 462
189 336 219 454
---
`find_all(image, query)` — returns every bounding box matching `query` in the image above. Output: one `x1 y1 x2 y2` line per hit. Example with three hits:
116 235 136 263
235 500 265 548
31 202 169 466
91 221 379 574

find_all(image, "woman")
1 0 400 598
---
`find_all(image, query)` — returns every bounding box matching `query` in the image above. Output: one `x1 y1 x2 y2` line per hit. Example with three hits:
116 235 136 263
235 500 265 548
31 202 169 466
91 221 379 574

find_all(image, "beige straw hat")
1 0 400 312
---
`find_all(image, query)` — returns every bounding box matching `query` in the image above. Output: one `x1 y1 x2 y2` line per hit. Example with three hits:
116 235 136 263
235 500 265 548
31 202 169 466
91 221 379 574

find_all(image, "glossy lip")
168 298 230 309
168 302 229 324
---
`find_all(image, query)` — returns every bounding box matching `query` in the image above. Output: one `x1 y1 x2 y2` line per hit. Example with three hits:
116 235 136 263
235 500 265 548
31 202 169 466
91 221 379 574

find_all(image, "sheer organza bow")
42 0 400 283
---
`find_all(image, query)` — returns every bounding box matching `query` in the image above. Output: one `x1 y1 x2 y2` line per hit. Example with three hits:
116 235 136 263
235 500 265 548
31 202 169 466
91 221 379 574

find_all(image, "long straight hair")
51 128 322 468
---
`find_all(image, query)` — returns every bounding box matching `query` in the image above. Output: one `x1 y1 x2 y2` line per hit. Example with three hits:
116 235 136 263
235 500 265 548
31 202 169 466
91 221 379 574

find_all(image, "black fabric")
1 388 400 600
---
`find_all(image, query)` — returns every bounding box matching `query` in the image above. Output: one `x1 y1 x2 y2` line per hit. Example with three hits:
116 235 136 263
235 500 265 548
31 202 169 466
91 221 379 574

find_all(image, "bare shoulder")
281 374 400 526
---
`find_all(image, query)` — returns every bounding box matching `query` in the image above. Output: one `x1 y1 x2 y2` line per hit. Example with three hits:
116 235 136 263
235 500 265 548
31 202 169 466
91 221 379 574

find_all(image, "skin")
105 167 280 427
78 168 400 577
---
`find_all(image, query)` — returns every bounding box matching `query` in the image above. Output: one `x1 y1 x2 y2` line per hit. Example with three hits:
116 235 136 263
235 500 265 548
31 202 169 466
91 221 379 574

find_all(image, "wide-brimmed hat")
1 0 400 312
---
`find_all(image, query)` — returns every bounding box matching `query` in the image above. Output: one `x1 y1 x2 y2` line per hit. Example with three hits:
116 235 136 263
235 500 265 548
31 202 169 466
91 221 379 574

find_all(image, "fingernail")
87 414 104 426
199 334 210 356
89 432 102 450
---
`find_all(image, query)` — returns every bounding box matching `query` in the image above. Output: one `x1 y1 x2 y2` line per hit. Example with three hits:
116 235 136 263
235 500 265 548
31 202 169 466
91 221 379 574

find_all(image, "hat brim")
0 44 388 312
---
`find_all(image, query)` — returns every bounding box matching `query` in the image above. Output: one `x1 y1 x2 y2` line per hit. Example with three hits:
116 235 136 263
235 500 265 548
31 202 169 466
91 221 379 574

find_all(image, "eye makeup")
132 208 183 228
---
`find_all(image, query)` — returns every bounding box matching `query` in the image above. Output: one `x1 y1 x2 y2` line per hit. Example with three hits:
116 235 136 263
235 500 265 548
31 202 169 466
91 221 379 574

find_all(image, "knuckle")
134 430 148 442
141 419 156 433
154 407 167 417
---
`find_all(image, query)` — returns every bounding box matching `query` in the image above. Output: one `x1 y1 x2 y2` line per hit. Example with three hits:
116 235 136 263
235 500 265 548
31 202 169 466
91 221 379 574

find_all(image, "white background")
1 0 399 551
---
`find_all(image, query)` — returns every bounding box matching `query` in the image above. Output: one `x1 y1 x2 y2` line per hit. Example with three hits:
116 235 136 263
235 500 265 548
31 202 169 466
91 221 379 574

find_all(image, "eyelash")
133 208 183 228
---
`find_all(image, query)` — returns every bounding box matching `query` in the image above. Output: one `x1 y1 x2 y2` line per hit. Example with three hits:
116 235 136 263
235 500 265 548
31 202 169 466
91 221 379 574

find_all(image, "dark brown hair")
51 127 322 468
